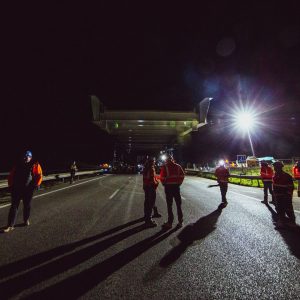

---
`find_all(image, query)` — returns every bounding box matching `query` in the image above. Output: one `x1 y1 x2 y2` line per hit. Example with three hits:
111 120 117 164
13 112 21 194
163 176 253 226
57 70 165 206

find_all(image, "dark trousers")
263 181 274 202
164 185 183 224
8 187 34 227
70 171 76 183
219 183 228 203
144 186 156 222
275 194 295 222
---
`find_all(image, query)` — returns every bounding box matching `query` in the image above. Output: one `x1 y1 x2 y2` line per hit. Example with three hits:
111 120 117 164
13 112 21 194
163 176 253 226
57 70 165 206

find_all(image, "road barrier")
0 170 105 190
185 168 298 188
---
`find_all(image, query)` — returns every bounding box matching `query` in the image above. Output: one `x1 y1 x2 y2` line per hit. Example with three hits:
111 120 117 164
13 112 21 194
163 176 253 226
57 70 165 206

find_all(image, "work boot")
24 220 30 226
3 226 15 233
144 220 157 228
152 212 162 218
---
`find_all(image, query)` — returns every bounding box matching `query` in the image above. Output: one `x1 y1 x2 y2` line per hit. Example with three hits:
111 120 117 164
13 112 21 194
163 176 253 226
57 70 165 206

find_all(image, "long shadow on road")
0 217 144 278
21 227 178 299
160 207 223 267
266 204 300 259
0 218 147 299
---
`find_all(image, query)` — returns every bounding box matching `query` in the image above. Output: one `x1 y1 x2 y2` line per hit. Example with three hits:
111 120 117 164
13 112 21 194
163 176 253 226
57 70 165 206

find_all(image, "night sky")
1 2 300 171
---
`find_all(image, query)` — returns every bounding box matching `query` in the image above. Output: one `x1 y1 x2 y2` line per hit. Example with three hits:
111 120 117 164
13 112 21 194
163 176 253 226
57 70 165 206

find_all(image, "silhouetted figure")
214 162 230 207
3 151 43 233
160 154 185 229
70 161 78 184
273 161 296 229
260 161 274 204
143 156 161 227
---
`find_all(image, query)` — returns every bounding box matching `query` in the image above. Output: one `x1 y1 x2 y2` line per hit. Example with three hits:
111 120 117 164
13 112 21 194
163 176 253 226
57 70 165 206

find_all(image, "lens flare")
234 111 257 131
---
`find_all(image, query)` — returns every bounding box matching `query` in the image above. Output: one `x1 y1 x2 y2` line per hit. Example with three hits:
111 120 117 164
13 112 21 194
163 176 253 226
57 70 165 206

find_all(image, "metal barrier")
185 169 263 187
0 170 104 190
185 168 298 188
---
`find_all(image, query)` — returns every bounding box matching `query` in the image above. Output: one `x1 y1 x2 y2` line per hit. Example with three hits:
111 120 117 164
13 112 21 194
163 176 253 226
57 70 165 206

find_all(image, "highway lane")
0 174 300 299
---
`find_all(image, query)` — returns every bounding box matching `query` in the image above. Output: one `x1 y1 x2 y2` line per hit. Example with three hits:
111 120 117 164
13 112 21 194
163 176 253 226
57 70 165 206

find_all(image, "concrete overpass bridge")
91 95 212 154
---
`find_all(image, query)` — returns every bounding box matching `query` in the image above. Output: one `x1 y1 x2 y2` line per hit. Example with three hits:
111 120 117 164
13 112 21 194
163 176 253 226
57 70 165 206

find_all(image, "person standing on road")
260 161 274 204
143 156 161 227
292 161 300 197
214 161 230 207
272 161 297 229
160 154 185 229
70 161 78 184
3 151 43 233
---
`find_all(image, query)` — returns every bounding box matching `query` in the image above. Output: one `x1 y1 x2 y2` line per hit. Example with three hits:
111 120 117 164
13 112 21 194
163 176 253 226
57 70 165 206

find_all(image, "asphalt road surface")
1 174 300 300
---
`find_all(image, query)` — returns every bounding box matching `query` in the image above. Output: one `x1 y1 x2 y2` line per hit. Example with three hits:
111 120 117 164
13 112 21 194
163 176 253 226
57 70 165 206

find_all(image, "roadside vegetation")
199 164 298 189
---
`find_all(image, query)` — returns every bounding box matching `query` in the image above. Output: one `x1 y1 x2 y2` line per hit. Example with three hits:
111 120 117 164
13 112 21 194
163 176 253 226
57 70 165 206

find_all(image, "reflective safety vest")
32 163 43 186
143 165 159 188
8 162 43 188
292 165 300 179
273 171 294 196
260 166 273 181
215 166 229 183
160 161 184 185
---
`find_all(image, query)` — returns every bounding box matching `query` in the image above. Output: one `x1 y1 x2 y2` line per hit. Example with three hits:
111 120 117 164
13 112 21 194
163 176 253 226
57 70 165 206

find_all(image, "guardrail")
185 168 298 188
0 170 105 190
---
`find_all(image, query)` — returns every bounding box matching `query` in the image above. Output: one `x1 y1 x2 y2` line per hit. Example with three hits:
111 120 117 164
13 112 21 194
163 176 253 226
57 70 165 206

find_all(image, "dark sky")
1 2 300 170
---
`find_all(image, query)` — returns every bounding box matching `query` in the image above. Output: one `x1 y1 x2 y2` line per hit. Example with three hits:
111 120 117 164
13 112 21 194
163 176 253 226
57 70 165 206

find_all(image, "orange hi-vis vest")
215 166 229 183
8 162 43 187
260 166 273 181
32 163 43 186
293 165 300 179
160 161 184 185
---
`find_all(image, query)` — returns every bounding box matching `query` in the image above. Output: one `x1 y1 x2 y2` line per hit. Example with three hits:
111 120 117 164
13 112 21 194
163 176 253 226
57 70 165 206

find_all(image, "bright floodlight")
161 154 167 161
233 109 257 156
234 111 256 131
219 159 225 166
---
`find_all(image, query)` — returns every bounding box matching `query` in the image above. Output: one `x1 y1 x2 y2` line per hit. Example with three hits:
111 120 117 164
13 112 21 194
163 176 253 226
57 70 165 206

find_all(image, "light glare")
219 159 225 166
234 112 256 131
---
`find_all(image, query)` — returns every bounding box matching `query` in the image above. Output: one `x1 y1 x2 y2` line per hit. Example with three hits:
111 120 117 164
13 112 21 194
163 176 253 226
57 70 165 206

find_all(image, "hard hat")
273 161 284 168
25 150 32 158
165 153 174 161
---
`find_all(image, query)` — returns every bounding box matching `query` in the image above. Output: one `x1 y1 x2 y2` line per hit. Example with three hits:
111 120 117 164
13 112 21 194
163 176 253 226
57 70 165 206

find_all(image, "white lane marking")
109 189 120 199
0 203 11 209
0 176 108 209
229 190 300 214
229 190 260 201
34 176 107 199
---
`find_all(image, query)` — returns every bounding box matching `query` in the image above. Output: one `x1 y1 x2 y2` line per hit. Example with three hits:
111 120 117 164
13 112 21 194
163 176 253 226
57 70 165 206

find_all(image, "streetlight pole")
247 129 255 157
